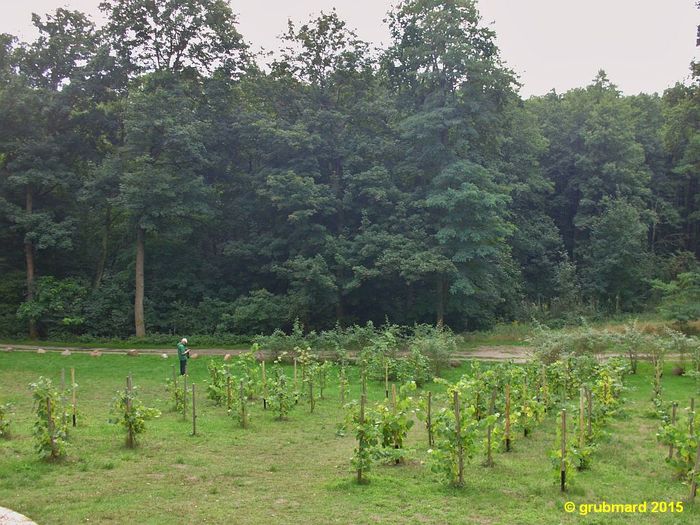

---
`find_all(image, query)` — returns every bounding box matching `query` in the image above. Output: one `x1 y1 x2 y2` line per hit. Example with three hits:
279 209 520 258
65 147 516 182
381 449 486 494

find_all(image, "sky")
0 0 697 97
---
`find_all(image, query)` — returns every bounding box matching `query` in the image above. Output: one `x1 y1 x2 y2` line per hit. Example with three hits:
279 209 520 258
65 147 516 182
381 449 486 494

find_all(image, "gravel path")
3 343 662 363
1 343 532 361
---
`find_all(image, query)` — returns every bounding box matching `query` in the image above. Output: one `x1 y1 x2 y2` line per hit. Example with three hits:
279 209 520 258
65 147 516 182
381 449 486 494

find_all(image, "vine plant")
29 377 68 459
0 401 12 439
109 381 161 448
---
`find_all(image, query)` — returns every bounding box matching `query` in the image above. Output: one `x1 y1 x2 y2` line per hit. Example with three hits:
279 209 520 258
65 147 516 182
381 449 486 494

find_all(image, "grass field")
0 351 699 524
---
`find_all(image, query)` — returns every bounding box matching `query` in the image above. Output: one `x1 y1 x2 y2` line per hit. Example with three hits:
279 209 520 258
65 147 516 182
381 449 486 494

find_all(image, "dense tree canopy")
0 0 698 339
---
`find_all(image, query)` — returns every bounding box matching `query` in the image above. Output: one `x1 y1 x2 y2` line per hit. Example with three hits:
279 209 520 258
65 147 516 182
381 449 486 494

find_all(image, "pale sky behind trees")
0 0 697 97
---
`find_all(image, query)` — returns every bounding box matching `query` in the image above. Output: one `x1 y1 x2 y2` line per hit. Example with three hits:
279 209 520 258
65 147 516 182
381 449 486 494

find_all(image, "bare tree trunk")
93 206 111 289
335 299 344 326
134 225 146 337
436 276 445 328
25 186 38 339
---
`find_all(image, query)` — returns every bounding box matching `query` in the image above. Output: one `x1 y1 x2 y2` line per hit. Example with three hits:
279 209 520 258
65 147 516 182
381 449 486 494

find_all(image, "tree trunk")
134 225 146 337
436 276 445 328
24 185 38 339
93 206 111 289
335 298 344 326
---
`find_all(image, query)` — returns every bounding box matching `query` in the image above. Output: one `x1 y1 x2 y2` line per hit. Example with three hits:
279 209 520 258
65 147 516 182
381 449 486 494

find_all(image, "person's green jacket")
177 342 189 361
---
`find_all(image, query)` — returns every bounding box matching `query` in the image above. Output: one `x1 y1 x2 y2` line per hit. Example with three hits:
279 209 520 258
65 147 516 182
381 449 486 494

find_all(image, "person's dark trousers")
180 359 187 376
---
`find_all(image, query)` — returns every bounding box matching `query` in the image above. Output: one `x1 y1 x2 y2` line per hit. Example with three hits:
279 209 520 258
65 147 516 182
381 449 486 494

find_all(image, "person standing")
177 337 190 375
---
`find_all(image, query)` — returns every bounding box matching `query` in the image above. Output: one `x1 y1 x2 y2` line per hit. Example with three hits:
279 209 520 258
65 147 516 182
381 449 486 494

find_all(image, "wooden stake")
579 387 585 448
192 384 197 436
226 375 232 411
262 361 268 410
358 394 366 483
454 391 464 486
183 374 188 419
586 387 593 440
61 368 67 428
309 377 315 413
361 368 367 398
47 397 56 457
505 384 511 451
560 409 567 492
541 367 548 410
239 379 247 428
340 369 346 405
690 398 695 437
126 375 134 448
485 388 496 467
690 437 700 501
71 368 76 427
293 358 297 387
427 391 433 447
391 384 397 413
603 381 608 405
523 377 530 436
385 360 389 399
669 402 677 460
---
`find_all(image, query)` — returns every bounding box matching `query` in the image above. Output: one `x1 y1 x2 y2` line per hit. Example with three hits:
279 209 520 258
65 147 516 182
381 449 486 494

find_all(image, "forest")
0 0 698 340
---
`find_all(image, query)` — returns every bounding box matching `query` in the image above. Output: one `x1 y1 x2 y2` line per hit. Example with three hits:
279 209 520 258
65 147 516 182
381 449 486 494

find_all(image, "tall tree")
0 10 101 338
111 72 212 336
99 0 249 75
662 82 700 256
384 0 517 327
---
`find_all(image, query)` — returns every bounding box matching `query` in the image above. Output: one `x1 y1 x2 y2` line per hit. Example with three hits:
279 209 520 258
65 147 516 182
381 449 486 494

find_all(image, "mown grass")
0 351 699 524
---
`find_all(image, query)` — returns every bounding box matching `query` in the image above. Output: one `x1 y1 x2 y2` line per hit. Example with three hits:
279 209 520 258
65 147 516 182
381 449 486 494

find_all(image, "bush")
409 324 458 376
17 277 89 337
653 272 700 332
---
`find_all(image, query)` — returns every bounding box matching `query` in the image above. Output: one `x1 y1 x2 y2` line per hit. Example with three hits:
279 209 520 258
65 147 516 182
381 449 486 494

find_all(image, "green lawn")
0 352 698 524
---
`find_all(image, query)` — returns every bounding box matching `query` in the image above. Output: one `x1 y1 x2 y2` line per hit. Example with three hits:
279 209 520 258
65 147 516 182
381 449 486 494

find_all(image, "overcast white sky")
0 0 697 97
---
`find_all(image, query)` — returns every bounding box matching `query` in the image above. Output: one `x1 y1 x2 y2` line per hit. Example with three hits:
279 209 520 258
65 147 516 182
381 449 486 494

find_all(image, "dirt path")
1 342 531 361
3 343 660 363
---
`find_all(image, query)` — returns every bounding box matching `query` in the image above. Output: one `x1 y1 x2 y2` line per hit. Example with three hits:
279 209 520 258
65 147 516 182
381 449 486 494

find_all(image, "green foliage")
0 0 699 340
109 383 161 448
99 0 249 75
338 366 349 405
229 347 262 400
547 356 628 485
344 398 381 484
429 396 479 487
234 379 249 429
0 402 13 438
396 347 432 387
165 376 185 412
652 272 700 329
253 320 306 361
375 382 416 463
656 405 699 481
269 354 294 420
579 197 651 311
16 277 89 335
315 360 332 400
205 360 228 406
29 377 68 459
409 325 458 376
360 324 401 381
